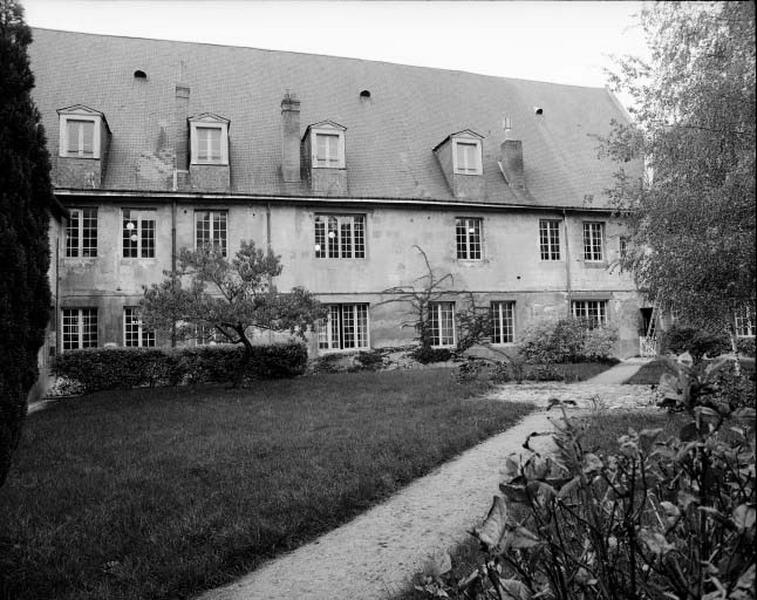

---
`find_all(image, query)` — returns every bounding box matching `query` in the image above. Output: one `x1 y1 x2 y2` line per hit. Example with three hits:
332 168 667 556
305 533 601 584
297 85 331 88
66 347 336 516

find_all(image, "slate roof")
28 28 638 208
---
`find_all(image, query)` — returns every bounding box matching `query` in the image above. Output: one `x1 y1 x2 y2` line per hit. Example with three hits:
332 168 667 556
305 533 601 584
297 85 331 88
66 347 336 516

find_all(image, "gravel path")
197 362 659 600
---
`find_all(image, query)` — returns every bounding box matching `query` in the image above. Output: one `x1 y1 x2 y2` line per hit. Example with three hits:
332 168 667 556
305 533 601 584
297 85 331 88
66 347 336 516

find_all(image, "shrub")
737 336 755 358
520 318 617 363
522 364 565 381
354 350 386 371
412 346 453 364
581 325 619 361
52 343 307 393
661 324 731 362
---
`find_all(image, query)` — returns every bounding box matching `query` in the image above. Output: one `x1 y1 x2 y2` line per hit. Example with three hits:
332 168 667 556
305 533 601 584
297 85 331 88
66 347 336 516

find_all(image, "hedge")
51 342 308 393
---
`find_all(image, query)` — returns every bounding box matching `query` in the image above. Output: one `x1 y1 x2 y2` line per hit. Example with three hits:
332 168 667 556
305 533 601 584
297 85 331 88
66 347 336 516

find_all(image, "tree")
0 0 54 487
140 241 323 384
603 2 755 349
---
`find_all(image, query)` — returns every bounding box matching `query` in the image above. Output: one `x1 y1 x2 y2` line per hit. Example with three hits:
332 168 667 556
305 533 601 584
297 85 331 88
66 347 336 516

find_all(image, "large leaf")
473 496 508 550
499 578 533 600
732 504 756 533
638 528 674 556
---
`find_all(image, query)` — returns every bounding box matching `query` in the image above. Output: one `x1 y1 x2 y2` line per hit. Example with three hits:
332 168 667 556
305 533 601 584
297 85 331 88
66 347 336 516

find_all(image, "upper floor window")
572 300 607 329
317 304 369 351
539 219 561 261
429 302 456 348
735 304 755 337
61 307 98 350
492 301 515 344
189 113 230 165
195 210 227 256
123 208 156 258
306 120 347 169
123 307 155 347
66 208 97 257
314 214 365 258
583 222 605 261
453 139 482 175
57 105 107 159
456 217 482 260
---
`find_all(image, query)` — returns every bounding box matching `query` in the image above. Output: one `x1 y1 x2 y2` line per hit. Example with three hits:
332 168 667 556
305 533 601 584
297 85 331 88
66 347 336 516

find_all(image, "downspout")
171 177 178 347
265 202 272 250
55 234 60 356
562 209 573 316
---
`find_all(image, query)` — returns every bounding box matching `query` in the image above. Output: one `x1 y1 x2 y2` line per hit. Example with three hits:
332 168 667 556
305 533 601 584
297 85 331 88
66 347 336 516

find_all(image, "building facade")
30 28 649 359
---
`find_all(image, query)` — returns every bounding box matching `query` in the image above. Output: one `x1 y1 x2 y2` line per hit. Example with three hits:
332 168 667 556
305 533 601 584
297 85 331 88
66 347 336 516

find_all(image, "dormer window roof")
303 120 347 169
57 104 110 159
433 129 484 176
188 113 230 165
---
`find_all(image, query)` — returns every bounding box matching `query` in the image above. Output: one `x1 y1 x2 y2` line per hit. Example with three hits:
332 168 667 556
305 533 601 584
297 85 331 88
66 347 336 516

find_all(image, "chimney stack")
501 139 525 191
281 92 301 183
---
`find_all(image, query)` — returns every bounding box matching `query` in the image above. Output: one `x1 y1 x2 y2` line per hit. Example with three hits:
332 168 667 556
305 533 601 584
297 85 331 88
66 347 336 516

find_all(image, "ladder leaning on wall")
639 300 660 357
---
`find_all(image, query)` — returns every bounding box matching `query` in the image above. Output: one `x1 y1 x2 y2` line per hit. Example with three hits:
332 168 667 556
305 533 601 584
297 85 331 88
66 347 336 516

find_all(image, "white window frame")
66 207 98 258
61 308 98 351
452 138 483 175
317 304 370 351
311 128 346 169
59 114 101 159
123 307 155 347
195 210 228 256
539 219 561 261
734 305 755 337
456 217 482 260
122 208 157 259
571 300 608 329
429 302 456 348
314 214 366 259
492 301 515 344
583 222 605 262
190 121 229 165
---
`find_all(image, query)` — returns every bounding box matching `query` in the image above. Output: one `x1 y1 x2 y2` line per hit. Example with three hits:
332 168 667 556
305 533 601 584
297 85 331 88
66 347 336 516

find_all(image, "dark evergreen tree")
0 0 54 486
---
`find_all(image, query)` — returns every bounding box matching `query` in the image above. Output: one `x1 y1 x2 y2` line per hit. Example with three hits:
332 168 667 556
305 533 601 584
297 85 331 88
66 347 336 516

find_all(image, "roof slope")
28 28 637 207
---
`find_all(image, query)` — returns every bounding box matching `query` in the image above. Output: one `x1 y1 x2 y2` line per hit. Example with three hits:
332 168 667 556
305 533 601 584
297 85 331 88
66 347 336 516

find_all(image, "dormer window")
189 113 230 165
453 138 482 175
305 120 346 169
57 105 108 159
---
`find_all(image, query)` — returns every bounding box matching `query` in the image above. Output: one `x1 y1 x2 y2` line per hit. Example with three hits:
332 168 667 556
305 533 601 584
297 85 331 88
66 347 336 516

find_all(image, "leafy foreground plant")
415 363 756 599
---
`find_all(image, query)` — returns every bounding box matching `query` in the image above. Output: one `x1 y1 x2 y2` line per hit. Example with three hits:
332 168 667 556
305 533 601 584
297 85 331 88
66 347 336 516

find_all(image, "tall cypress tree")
0 0 54 487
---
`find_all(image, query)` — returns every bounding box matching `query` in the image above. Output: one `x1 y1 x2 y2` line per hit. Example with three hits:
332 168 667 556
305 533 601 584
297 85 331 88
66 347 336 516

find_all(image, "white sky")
22 0 649 106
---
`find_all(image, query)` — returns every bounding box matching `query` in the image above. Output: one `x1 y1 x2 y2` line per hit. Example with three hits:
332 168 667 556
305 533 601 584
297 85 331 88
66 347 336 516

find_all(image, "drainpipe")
170 194 177 347
562 209 572 316
55 234 60 355
265 202 272 250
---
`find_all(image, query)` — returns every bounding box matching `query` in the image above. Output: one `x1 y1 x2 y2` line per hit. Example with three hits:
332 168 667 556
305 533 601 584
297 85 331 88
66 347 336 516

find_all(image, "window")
196 126 222 162
492 301 515 344
456 217 482 260
735 304 755 337
571 300 608 329
57 106 105 159
308 122 346 169
453 139 482 175
61 308 97 350
65 119 95 157
583 222 605 261
430 302 456 347
195 210 227 256
317 304 369 350
314 215 365 258
189 115 230 165
123 307 155 347
539 220 561 260
195 324 224 346
66 208 97 257
122 209 156 258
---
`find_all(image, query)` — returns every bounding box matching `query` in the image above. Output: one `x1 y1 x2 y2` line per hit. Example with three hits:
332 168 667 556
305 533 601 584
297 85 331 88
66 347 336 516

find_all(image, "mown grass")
624 357 755 385
536 361 618 382
0 369 534 600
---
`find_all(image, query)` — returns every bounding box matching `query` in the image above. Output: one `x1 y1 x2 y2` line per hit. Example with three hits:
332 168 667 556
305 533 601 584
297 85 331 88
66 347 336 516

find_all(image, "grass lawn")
0 369 534 600
624 357 756 385
535 361 617 382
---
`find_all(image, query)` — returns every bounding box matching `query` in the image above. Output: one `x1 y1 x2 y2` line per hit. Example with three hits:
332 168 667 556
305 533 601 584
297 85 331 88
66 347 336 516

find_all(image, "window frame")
122 208 157 259
456 217 483 260
314 214 366 259
61 307 98 351
317 303 370 351
491 301 516 344
583 221 605 262
734 304 755 338
452 138 483 175
123 306 156 348
539 219 561 261
59 114 101 159
429 301 456 348
310 127 346 169
571 300 608 329
65 207 98 258
194 209 228 257
189 120 229 166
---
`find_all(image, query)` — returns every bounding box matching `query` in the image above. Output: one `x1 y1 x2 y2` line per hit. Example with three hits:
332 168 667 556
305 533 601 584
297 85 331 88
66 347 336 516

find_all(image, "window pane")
81 121 94 155
66 121 80 154
314 217 325 258
66 210 80 257
141 218 155 258
492 302 514 343
430 302 455 347
317 304 369 350
123 210 138 258
540 220 560 261
82 208 97 257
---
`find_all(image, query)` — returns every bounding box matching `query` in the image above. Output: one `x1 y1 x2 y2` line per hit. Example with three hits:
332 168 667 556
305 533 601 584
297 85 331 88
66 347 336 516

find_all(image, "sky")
21 1 650 107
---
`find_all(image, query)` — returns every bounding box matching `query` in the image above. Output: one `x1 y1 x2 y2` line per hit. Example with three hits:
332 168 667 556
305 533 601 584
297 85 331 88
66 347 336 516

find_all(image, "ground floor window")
123 307 155 347
318 304 369 350
571 300 607 329
491 301 515 344
429 302 456 347
62 308 98 350
735 304 755 337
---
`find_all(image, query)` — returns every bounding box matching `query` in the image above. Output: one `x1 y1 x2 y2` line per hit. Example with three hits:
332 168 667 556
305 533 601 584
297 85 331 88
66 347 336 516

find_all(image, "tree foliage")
602 2 755 335
140 241 322 384
0 0 54 487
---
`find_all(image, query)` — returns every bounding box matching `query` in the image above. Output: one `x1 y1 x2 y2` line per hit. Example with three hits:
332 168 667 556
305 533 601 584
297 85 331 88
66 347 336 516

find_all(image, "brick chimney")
500 139 525 191
281 92 301 183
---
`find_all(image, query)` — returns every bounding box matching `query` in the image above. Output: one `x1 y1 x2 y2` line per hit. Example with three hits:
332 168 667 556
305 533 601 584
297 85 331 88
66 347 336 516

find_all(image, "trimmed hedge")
52 342 308 393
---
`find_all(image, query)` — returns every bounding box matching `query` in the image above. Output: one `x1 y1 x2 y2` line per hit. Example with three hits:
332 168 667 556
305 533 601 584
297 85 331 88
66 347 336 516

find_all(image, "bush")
737 336 755 358
52 342 308 393
520 318 617 363
412 346 453 364
354 350 386 371
581 325 619 361
661 324 731 362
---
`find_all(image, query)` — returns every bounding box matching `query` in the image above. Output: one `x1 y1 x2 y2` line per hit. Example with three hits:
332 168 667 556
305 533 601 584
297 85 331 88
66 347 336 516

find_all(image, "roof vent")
134 70 147 80
360 89 371 100
534 106 543 115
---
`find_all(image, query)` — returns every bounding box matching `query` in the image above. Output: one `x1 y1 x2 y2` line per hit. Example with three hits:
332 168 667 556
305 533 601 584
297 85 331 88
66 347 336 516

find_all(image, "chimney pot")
281 93 301 183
